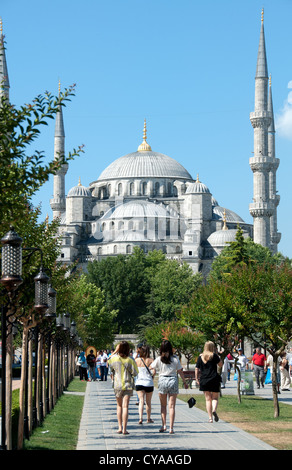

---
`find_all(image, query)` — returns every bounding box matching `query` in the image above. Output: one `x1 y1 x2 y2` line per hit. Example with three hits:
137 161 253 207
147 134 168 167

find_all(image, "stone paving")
76 377 277 451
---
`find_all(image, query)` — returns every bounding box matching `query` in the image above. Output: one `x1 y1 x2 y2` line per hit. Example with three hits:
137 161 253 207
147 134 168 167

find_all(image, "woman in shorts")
151 340 188 434
108 341 138 435
135 344 155 424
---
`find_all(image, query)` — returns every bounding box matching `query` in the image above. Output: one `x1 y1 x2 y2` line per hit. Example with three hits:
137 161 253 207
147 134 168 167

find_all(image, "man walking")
86 349 97 381
252 347 267 389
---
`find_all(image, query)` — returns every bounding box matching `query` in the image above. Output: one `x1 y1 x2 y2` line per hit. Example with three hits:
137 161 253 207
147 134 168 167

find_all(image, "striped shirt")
108 355 138 391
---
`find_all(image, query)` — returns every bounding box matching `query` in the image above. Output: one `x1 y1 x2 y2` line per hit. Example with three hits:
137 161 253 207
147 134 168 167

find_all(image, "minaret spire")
50 80 68 219
0 18 10 102
137 119 152 152
268 74 281 253
249 10 274 249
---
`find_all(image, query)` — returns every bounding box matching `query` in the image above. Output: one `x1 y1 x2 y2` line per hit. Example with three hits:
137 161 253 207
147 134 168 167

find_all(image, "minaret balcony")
249 202 274 218
249 155 274 172
250 111 272 129
270 232 281 244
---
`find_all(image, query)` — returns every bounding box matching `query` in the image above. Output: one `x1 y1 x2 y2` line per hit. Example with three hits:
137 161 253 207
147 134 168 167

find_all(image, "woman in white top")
135 344 155 424
151 340 188 434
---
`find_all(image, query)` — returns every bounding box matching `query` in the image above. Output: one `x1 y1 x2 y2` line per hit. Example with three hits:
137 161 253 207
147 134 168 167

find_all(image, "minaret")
268 75 281 253
249 10 274 249
50 81 68 218
0 18 10 102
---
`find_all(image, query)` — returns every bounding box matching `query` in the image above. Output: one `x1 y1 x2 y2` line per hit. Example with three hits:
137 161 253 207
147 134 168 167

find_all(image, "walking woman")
151 340 188 434
195 341 223 423
135 344 155 424
108 341 138 435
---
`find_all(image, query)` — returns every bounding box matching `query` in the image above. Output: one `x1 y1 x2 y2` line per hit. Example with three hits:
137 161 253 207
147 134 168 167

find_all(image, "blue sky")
2 0 292 258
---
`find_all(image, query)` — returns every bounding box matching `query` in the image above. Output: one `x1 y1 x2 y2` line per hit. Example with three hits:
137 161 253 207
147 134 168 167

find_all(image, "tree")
73 275 117 349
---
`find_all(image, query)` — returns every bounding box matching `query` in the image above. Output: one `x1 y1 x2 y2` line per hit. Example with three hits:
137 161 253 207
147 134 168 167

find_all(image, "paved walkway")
76 376 278 451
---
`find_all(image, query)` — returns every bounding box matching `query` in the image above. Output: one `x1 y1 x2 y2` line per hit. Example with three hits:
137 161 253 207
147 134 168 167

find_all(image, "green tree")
73 275 117 349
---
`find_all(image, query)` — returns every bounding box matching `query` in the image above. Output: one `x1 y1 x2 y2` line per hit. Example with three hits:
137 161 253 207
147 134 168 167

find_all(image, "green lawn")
23 378 86 451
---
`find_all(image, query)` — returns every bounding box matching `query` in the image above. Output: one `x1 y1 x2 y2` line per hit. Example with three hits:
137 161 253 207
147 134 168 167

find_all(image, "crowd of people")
76 341 292 435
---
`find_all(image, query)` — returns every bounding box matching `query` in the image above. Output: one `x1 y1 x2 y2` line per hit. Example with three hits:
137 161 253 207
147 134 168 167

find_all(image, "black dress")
196 354 221 392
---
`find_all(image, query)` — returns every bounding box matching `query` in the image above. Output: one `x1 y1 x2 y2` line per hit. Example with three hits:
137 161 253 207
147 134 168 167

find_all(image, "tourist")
251 347 267 389
86 349 97 381
77 351 88 381
150 340 188 434
280 351 291 391
108 341 138 435
195 341 223 423
135 344 155 424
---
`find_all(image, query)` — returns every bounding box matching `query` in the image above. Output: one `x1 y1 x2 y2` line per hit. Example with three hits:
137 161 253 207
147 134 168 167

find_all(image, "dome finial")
138 119 152 152
78 177 82 186
222 209 228 231
0 18 3 37
196 173 200 183
261 7 264 24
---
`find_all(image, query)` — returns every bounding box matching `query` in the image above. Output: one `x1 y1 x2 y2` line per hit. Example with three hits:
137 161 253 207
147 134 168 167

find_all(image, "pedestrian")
237 348 249 371
221 356 229 388
150 340 188 434
251 347 267 389
99 350 109 381
86 349 97 381
195 341 223 423
133 343 143 405
77 351 88 381
135 344 155 424
279 351 291 391
266 353 281 393
227 352 233 380
108 341 138 435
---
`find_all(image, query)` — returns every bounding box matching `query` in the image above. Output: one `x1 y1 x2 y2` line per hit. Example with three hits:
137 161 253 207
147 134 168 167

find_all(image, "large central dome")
96 119 193 182
97 150 193 182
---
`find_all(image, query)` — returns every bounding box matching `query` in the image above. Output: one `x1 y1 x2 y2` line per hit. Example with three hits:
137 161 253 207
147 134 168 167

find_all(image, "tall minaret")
0 18 10 102
249 10 274 249
50 81 68 219
268 75 281 253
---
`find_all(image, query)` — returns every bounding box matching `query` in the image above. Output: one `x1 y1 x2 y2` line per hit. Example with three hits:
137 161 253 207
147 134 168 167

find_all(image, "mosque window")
98 247 102 255
113 245 117 254
130 182 134 196
118 221 124 230
102 223 106 231
155 182 160 196
142 182 147 195
110 221 115 230
126 244 132 254
118 183 123 196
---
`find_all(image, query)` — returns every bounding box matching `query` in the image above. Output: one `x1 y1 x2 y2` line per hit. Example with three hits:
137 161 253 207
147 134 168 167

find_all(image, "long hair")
160 340 173 364
118 341 130 358
201 341 215 364
139 344 151 359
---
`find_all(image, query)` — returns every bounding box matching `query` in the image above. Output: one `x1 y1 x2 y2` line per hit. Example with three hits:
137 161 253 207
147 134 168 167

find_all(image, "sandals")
159 426 167 433
169 429 174 434
138 420 143 425
147 419 154 423
208 418 213 423
213 411 219 422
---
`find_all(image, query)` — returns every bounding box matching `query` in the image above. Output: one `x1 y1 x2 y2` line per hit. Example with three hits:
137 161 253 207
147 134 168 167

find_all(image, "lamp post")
1 227 23 451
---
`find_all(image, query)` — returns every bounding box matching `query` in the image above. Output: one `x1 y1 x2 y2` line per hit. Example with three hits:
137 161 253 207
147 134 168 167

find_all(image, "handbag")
187 397 196 408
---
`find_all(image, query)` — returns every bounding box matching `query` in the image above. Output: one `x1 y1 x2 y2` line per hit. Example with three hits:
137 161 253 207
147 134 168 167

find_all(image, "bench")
182 370 196 388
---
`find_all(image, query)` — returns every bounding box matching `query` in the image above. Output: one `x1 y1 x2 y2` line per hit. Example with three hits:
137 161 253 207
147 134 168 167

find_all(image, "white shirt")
151 355 182 377
237 354 248 370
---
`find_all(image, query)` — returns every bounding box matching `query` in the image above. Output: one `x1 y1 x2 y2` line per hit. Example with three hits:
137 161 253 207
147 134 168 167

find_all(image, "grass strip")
23 378 86 451
178 393 292 450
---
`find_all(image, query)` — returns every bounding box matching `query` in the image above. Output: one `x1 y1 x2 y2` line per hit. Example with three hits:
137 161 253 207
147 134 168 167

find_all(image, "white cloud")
275 82 292 140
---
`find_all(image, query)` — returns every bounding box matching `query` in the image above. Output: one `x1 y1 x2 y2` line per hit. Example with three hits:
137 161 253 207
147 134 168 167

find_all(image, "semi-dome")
67 178 91 198
212 206 245 223
101 200 177 220
207 228 249 247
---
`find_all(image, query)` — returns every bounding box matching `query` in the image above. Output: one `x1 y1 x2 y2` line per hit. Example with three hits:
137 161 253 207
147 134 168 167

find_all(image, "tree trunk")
17 326 29 449
28 335 33 436
272 356 280 418
235 359 241 404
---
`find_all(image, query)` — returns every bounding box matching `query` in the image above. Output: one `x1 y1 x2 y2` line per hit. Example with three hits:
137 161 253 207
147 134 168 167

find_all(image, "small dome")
185 176 210 194
67 178 91 198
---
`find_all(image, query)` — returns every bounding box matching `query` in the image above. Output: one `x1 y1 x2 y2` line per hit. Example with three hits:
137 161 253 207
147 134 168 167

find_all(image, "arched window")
98 247 102 255
118 221 124 230
128 221 133 230
130 182 134 196
126 244 132 254
113 245 117 254
118 183 123 196
142 182 147 195
110 221 115 230
155 182 160 195
108 184 111 197
101 223 106 232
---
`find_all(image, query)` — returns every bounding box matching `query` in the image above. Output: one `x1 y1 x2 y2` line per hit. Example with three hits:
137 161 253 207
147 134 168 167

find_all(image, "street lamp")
34 267 49 314
1 226 23 292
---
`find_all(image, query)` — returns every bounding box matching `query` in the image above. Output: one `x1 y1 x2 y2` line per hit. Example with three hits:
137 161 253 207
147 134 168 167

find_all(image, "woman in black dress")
195 341 223 422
